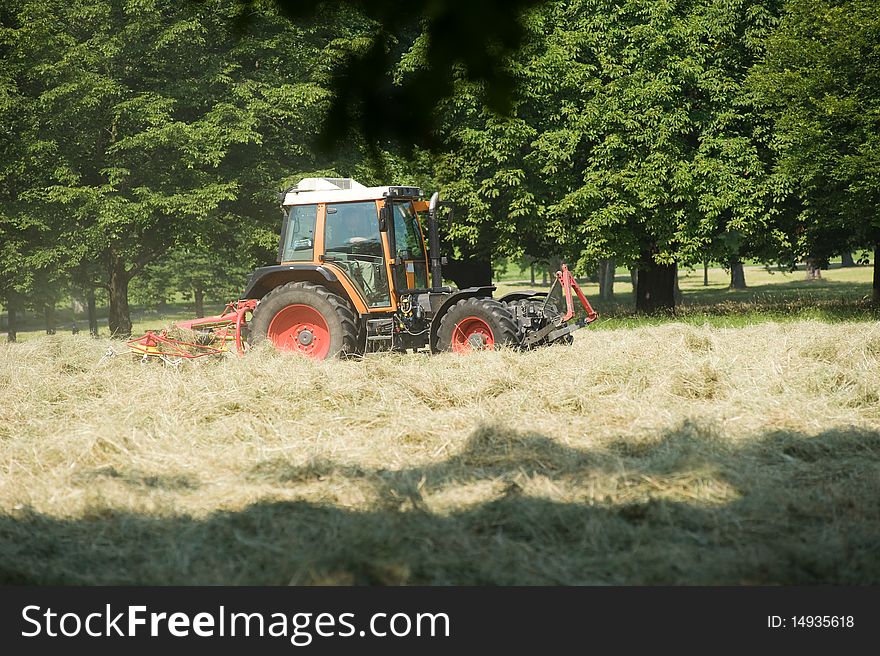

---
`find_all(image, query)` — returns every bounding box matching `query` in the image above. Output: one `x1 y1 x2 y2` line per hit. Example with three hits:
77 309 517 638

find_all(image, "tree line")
1 0 878 338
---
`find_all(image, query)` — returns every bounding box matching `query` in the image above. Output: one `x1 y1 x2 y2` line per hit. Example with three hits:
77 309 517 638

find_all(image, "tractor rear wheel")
249 282 360 359
436 298 518 353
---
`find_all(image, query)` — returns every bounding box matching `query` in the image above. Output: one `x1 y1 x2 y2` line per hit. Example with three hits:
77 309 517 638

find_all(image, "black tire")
249 281 360 359
436 298 519 352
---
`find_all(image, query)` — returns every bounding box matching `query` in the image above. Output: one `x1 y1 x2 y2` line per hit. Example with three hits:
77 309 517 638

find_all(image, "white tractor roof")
282 177 422 206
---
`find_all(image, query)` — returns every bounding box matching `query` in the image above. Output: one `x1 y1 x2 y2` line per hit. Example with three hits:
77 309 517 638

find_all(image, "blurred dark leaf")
238 0 543 152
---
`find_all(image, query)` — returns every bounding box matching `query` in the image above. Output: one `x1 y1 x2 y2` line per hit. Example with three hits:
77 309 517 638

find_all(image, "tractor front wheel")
436 298 518 353
249 282 360 359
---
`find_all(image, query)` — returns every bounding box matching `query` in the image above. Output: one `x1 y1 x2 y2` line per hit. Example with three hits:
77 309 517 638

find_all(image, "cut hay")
0 320 878 584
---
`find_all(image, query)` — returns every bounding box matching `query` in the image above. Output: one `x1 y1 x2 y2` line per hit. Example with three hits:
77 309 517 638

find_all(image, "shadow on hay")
1 423 879 585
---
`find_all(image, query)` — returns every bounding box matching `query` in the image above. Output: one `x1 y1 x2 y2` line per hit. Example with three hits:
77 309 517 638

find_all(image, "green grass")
495 263 879 329
4 301 230 343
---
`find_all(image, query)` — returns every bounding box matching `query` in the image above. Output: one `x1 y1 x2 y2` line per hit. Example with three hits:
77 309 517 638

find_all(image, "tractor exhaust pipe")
428 191 443 291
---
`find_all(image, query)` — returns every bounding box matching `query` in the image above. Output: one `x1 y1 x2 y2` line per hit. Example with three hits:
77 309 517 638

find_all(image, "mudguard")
241 265 338 300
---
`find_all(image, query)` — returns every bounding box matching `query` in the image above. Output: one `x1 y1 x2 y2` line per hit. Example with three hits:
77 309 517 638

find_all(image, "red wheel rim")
451 316 495 353
267 304 331 359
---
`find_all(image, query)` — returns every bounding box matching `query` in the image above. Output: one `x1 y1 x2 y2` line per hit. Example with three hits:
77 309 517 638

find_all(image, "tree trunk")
605 259 615 300
636 249 676 314
841 252 855 267
86 287 98 337
530 262 535 286
6 304 16 343
674 264 683 304
703 260 709 286
44 302 56 335
108 253 132 337
548 256 562 280
70 297 81 334
194 287 205 318
729 258 746 289
629 268 638 291
598 259 615 301
873 245 879 305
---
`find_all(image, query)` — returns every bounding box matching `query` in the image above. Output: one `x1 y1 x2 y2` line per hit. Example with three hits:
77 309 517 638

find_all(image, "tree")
137 235 253 318
70 260 103 336
729 258 747 289
3 0 384 336
3 1 262 334
752 0 880 302
423 0 783 312
598 259 616 300
1 0 40 340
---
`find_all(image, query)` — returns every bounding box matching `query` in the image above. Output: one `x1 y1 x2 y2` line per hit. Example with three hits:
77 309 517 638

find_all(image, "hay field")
1 321 879 585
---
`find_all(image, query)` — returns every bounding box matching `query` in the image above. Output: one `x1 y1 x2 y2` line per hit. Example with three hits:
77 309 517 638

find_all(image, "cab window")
281 204 317 262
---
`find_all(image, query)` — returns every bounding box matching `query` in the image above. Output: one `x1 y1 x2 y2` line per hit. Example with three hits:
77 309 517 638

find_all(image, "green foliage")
132 238 253 307
429 0 786 275
2 0 877 322
261 0 547 152
0 0 381 331
9 1 255 254
751 0 880 259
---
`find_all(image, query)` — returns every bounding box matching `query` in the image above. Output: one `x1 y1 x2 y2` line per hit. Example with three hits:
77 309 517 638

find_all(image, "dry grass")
1 321 879 585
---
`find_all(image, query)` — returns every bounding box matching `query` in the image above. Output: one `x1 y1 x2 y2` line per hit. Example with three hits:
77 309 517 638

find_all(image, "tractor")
130 177 596 361
238 177 596 358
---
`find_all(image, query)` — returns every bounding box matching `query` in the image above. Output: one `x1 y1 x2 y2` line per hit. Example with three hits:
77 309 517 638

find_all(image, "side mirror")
378 206 390 232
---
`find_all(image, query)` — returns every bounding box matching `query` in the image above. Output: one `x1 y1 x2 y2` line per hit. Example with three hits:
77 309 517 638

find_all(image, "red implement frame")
174 299 257 355
557 264 599 324
127 299 257 359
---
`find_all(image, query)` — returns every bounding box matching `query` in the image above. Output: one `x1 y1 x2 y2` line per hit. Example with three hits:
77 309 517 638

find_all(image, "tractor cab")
274 178 432 312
